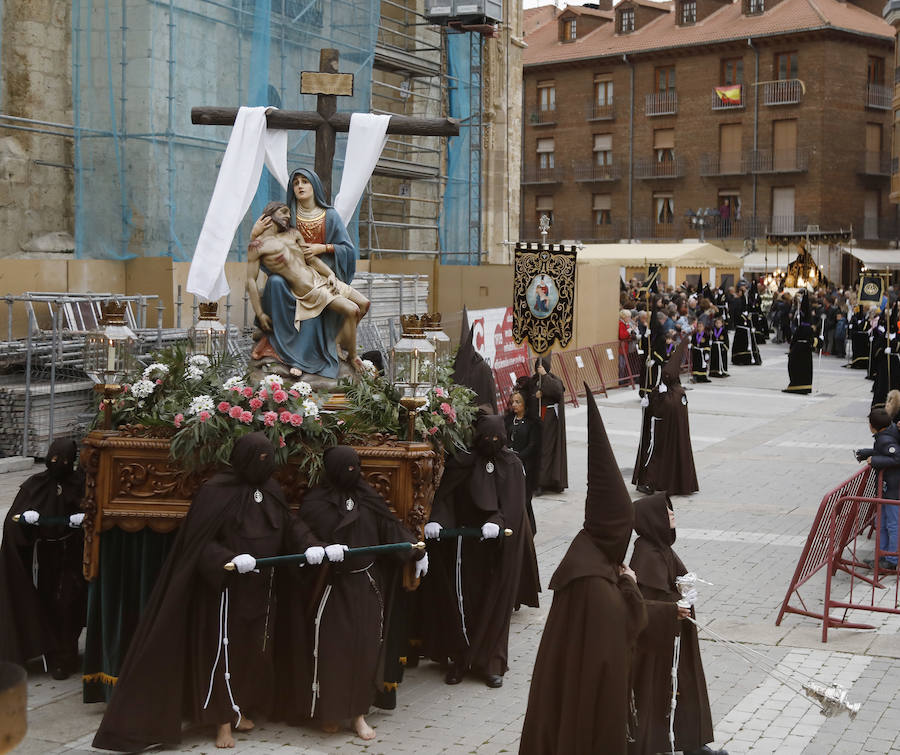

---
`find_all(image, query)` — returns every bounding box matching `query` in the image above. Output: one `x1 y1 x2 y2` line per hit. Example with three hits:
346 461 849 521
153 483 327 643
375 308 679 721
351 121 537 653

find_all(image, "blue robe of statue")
259 168 358 379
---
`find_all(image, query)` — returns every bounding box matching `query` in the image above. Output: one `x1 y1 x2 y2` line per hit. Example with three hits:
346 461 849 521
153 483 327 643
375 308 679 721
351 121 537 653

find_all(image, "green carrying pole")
224 540 425 571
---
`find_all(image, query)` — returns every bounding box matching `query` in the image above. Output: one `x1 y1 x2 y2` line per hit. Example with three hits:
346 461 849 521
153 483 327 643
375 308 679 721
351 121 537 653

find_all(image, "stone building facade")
522 0 896 251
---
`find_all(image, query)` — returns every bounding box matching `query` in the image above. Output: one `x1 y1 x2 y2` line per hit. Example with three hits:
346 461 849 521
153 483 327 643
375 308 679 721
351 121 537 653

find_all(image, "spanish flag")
714 85 742 105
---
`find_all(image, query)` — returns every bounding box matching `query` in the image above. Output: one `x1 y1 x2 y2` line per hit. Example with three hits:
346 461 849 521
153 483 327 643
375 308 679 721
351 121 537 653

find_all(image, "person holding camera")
855 408 900 570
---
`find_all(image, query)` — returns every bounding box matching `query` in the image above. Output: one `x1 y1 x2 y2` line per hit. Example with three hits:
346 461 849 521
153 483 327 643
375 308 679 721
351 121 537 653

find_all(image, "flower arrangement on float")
95 345 478 481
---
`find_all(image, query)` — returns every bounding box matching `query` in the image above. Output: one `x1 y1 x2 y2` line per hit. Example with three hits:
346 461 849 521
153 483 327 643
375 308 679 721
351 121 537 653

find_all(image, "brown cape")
520 356 568 492
629 494 714 754
519 531 647 754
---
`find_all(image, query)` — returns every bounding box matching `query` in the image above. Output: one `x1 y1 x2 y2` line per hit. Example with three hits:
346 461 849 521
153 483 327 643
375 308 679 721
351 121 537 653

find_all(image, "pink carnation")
289 390 299 398
440 402 452 414
155 379 163 385
229 406 243 419
121 383 130 391
279 435 286 448
230 386 241 393
239 410 253 424
273 389 288 404
428 426 439 435
174 413 184 429
289 413 303 427
279 410 292 424
258 388 268 400
217 401 231 413
337 419 345 426
249 398 264 411
241 386 254 398
434 386 446 398
263 411 277 427
199 411 210 423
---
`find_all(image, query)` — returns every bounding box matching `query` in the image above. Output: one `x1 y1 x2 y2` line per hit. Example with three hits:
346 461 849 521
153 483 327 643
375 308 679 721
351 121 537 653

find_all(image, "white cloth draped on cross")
186 107 390 302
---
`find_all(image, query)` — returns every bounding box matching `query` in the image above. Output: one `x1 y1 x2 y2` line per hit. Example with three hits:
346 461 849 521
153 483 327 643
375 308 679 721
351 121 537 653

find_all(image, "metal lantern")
423 312 451 366
390 314 437 398
188 302 228 358
83 300 136 386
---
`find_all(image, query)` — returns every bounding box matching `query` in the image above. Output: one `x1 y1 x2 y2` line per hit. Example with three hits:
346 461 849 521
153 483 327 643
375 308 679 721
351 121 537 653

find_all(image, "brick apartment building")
521 0 896 249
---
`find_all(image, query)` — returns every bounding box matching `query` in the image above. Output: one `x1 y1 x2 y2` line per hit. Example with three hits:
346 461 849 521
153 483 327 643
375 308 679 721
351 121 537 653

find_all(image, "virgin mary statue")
250 168 358 380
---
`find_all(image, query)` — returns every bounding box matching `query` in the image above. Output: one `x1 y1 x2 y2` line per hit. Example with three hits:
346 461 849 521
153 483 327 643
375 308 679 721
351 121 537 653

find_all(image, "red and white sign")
466 307 530 370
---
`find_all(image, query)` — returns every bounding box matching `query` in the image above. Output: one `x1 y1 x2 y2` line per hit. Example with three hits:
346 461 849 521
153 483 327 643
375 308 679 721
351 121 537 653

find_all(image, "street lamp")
685 207 720 242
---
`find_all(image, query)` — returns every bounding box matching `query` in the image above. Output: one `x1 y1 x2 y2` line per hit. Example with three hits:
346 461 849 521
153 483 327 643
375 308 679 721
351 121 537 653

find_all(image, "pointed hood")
459 306 470 346
660 338 686 387
452 323 498 412
583 385 634 565
534 353 552 373
799 290 811 323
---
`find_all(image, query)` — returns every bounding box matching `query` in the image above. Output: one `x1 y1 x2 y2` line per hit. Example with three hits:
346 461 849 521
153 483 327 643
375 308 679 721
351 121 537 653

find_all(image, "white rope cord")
202 588 242 727
669 635 682 755
310 583 333 717
456 535 470 647
644 417 660 468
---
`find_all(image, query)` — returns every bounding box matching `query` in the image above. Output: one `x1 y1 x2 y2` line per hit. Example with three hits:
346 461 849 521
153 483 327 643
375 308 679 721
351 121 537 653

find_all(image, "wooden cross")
191 48 459 201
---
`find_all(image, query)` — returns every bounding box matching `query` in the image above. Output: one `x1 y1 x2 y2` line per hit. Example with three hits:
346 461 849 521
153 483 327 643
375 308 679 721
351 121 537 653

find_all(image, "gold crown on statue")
400 314 425 336
198 302 220 321
100 300 127 325
422 312 443 330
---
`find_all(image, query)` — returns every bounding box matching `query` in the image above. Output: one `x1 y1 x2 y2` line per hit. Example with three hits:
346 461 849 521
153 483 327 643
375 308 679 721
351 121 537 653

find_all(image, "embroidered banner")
512 242 577 354
858 274 885 308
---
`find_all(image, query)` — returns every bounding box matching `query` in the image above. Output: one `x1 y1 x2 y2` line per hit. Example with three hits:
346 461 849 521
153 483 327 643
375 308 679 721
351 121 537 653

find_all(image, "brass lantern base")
94 383 123 430
399 396 427 441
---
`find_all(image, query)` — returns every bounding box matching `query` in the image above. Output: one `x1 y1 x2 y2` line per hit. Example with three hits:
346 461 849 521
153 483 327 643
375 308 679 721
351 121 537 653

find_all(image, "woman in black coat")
505 390 541 535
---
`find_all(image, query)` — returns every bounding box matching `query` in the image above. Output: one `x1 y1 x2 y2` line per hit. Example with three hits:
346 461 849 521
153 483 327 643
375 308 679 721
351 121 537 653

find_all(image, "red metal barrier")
555 347 609 408
775 466 900 641
493 360 531 411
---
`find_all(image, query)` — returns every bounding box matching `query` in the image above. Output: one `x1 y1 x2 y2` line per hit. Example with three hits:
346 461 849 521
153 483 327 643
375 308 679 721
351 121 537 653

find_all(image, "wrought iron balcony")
573 162 621 182
645 90 677 116
865 84 891 110
761 79 803 106
859 151 891 176
587 102 615 121
571 220 623 242
632 219 679 240
699 152 747 176
710 86 743 111
528 108 557 126
634 156 684 179
749 147 809 173
522 165 565 184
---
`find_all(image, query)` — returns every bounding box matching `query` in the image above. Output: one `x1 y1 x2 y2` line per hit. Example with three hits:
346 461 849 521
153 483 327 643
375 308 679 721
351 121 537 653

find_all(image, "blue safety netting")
71 0 379 261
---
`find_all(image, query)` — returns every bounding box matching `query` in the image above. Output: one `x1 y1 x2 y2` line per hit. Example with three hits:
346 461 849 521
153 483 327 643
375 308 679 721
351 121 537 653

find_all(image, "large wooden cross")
191 48 460 200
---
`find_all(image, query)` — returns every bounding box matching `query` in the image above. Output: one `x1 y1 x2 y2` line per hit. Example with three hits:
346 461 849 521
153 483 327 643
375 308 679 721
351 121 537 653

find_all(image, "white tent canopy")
578 241 742 268
843 247 900 271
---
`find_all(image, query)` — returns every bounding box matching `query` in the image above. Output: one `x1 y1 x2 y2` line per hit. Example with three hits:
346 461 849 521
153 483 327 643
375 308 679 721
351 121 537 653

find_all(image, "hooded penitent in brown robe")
518 355 568 493
520 387 647 755
629 493 720 755
421 414 540 685
633 339 699 495
0 438 86 678
298 446 420 723
93 433 319 752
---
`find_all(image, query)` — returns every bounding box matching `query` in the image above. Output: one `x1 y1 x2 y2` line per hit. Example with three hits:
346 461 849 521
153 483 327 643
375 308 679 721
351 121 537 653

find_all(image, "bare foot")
353 714 376 740
350 356 365 374
216 723 235 748
289 367 304 378
321 721 340 734
234 716 255 732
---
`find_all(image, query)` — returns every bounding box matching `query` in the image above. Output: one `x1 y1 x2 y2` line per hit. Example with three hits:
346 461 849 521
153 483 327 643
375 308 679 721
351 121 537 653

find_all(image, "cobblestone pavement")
4 341 900 754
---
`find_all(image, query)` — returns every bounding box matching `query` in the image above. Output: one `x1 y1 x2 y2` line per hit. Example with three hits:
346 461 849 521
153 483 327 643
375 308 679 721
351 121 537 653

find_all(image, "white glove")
424 522 443 540
659 383 668 393
414 552 429 579
304 546 325 565
68 513 85 528
886 347 892 355
230 554 256 574
640 395 649 408
324 544 348 563
482 522 501 540
21 510 39 525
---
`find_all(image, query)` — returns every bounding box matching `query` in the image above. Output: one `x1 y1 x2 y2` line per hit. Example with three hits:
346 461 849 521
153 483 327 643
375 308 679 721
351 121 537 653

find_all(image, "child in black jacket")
856 408 900 570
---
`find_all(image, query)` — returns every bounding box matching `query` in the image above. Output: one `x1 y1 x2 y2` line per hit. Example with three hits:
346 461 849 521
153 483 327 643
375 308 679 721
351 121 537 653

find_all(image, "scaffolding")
53 0 483 264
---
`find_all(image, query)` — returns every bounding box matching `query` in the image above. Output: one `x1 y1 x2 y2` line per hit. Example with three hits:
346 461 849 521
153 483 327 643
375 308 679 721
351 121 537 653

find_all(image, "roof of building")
578 241 743 267
558 4 617 17
524 5 560 35
523 0 892 67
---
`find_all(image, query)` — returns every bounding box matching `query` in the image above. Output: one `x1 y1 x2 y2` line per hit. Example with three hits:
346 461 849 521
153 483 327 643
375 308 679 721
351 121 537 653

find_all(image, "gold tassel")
382 682 399 691
82 671 119 686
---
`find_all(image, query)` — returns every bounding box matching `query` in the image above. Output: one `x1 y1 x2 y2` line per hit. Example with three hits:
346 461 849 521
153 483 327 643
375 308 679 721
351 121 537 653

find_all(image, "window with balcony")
593 194 612 225
656 66 676 92
721 58 744 85
680 0 696 24
747 0 764 14
717 191 741 237
594 134 613 166
562 18 577 41
655 193 675 224
654 128 675 164
719 123 743 173
534 81 556 125
619 7 635 33
713 60 744 109
537 138 555 170
593 75 614 119
868 56 885 86
867 57 890 109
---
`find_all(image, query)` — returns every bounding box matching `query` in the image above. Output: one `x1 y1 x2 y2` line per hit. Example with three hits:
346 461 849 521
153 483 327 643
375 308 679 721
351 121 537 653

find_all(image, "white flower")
361 359 376 374
186 394 215 416
223 376 245 390
188 354 210 369
301 398 319 417
142 363 169 380
261 374 284 392
290 380 313 397
184 365 204 382
130 379 156 399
